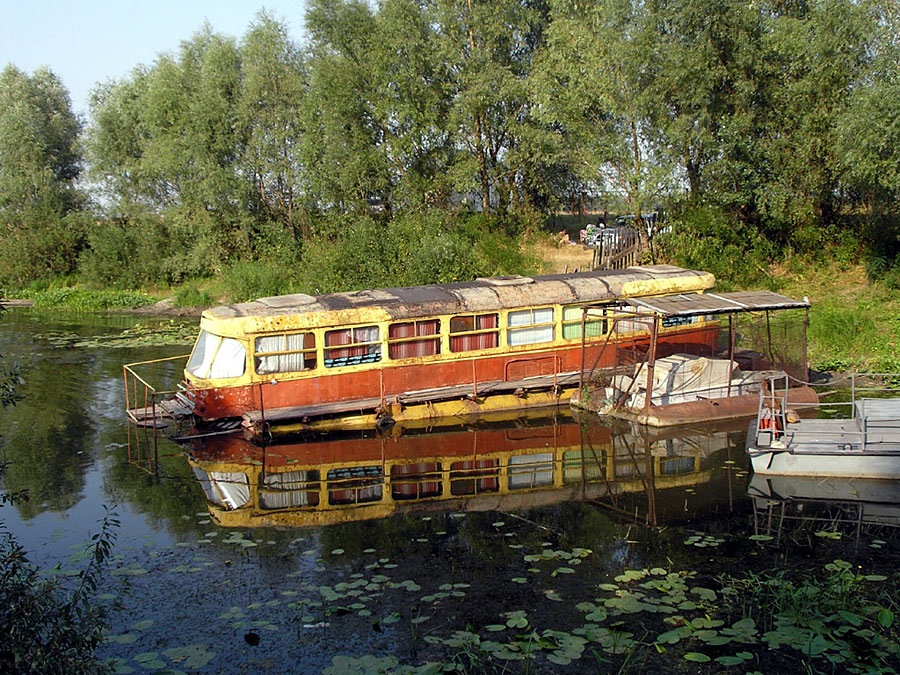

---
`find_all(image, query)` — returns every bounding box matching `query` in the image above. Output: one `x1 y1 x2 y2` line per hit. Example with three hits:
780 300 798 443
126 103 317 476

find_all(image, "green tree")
533 0 674 242
432 0 549 215
88 27 254 281
239 13 311 241
643 0 766 209
302 0 395 214
755 0 877 239
369 0 456 211
837 1 900 262
0 65 85 285
0 65 82 216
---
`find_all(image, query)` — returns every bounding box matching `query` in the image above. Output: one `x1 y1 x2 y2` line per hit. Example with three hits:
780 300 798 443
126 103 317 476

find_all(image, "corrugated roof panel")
626 290 809 316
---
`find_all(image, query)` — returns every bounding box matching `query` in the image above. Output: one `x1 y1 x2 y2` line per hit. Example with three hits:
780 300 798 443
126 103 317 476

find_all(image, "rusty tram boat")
126 265 726 438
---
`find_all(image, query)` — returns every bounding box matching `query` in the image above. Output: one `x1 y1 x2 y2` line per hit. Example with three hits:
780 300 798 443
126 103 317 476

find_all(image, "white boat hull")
749 448 900 478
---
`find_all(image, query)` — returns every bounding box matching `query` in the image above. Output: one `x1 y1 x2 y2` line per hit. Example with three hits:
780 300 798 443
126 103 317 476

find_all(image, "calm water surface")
1 308 897 674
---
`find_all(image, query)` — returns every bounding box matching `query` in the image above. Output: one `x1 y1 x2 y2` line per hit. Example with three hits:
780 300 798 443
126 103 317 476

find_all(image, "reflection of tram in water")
183 413 750 528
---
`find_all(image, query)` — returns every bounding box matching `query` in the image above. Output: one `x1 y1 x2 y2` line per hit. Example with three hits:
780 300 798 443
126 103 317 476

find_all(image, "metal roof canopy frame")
577 291 812 415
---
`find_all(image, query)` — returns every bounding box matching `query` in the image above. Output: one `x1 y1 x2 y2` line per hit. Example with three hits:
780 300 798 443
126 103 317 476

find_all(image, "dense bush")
0 211 88 287
218 259 304 303
24 287 155 311
789 223 861 269
290 211 532 296
0 521 115 675
657 205 775 290
78 210 227 289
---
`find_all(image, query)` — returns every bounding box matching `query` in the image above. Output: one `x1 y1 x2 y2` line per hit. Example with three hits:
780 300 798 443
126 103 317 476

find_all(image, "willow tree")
302 0 460 215
0 65 84 284
642 0 768 211
239 13 310 239
837 0 900 265
754 0 877 238
429 0 549 215
88 27 255 279
532 0 675 243
302 0 396 214
0 65 81 216
369 0 456 211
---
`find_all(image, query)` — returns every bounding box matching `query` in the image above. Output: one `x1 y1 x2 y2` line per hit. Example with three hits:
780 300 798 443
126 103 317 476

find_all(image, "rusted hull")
244 386 577 438
601 386 820 427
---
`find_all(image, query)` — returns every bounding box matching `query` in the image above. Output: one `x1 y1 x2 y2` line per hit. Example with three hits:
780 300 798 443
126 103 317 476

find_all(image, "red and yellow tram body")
180 265 718 429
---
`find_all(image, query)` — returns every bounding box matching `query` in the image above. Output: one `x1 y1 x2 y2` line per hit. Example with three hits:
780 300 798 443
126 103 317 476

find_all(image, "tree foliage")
0 1 897 290
0 65 85 285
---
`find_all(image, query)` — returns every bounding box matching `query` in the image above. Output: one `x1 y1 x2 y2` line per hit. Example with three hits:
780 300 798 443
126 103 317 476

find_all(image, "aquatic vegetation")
717 559 899 672
34 319 195 349
25 288 156 311
93 504 900 674
305 551 899 674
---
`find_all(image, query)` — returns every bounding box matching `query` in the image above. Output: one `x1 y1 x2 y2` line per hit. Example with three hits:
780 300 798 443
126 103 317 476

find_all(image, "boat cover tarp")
648 354 737 397
614 354 757 406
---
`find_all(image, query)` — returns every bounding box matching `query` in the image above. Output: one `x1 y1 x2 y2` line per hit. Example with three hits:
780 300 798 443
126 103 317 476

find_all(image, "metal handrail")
123 354 191 423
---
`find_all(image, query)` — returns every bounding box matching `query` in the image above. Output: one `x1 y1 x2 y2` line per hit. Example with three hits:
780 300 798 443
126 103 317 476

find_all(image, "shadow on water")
1 308 898 673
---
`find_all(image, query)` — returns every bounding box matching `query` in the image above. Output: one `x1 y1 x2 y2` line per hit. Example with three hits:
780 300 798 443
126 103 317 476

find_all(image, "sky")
0 0 307 115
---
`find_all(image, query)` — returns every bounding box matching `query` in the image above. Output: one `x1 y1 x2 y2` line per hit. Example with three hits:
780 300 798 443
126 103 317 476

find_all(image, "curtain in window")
507 454 554 489
187 330 218 377
391 463 442 499
191 468 250 510
209 338 247 379
450 314 498 352
388 320 440 359
326 327 380 364
508 309 554 346
449 460 500 495
255 334 315 374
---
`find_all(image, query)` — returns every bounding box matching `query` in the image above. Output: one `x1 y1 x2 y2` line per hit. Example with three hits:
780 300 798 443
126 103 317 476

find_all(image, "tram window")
388 319 440 359
613 305 652 334
507 307 554 346
255 332 316 374
187 330 247 379
449 460 500 495
449 313 499 352
324 325 381 368
260 470 320 509
507 453 554 489
193 469 250 509
561 305 607 340
390 463 443 500
326 466 383 505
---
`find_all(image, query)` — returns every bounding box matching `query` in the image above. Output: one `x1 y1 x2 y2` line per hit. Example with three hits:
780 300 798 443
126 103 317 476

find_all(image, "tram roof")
204 265 715 319
202 266 716 331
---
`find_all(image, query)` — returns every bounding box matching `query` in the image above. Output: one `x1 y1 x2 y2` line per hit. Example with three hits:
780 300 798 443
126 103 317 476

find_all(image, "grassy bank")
774 262 900 374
